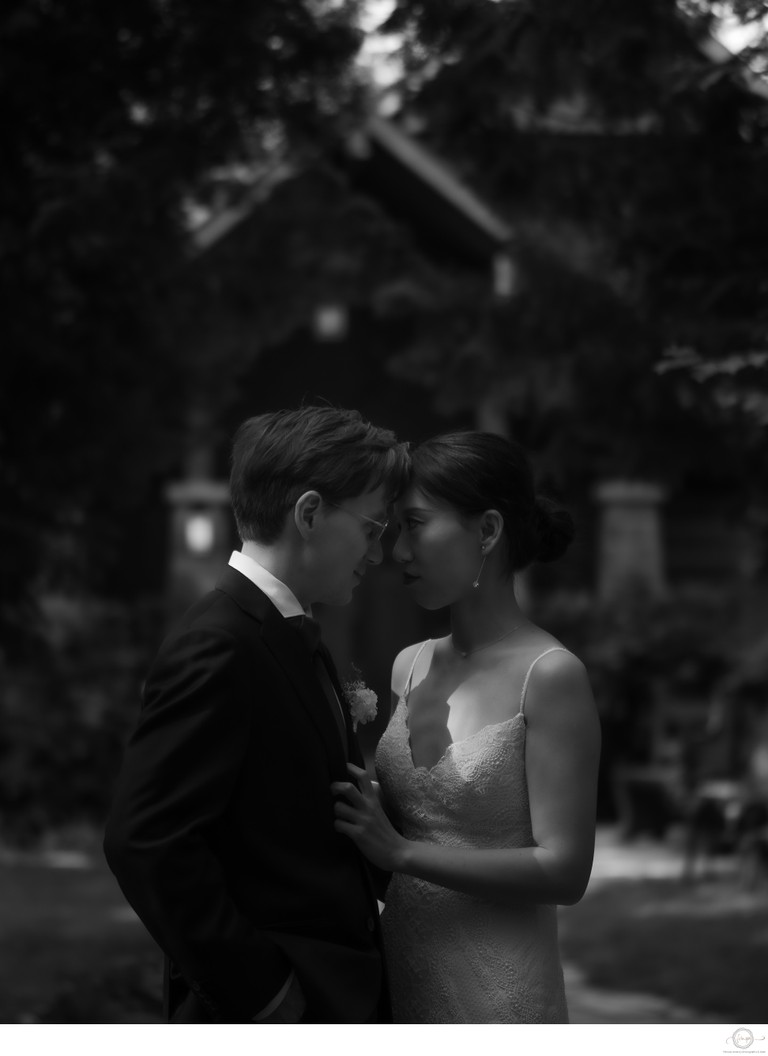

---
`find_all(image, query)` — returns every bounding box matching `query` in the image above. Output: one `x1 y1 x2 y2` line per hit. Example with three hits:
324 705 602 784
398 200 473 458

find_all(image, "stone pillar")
165 476 233 621
593 480 666 604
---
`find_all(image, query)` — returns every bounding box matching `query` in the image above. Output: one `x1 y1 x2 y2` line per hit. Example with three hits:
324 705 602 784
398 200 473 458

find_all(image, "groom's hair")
230 406 410 543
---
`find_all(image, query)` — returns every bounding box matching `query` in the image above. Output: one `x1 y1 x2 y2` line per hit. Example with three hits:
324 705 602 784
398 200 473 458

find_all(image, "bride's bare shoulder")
391 640 430 697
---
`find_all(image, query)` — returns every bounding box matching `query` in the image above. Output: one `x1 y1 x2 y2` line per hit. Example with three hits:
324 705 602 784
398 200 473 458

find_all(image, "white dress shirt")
228 550 307 618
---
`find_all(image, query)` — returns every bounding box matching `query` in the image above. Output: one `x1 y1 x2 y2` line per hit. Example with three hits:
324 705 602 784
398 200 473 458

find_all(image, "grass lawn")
2 850 766 1023
0 856 162 1023
559 876 768 1023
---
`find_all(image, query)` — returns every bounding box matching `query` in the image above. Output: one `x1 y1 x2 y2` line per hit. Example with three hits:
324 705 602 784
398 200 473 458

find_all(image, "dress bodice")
373 640 570 1024
378 697 533 850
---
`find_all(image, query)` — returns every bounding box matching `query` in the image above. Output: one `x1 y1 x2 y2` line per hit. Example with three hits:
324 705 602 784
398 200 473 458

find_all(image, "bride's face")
392 485 483 610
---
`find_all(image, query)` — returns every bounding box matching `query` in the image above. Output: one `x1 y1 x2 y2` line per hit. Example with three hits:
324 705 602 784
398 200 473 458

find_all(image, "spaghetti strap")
403 640 432 701
519 646 569 714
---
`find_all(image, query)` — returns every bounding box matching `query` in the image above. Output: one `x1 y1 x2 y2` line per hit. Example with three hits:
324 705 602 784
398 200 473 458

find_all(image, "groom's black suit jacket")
104 566 389 1023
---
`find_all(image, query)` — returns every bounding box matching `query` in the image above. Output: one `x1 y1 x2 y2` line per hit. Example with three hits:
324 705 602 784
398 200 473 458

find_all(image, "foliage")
583 597 734 716
380 0 768 494
0 0 365 651
0 596 163 846
656 345 768 437
533 587 739 781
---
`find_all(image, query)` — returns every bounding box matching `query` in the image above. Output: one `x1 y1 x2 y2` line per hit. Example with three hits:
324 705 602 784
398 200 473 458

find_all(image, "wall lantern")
313 302 348 342
165 476 232 618
184 511 216 554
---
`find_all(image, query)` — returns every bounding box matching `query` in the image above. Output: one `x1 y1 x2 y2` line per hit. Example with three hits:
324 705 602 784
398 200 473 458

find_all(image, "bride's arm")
333 651 601 907
398 653 600 905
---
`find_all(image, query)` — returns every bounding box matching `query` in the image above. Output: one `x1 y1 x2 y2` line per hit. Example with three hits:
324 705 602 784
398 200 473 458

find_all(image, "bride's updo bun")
410 431 574 573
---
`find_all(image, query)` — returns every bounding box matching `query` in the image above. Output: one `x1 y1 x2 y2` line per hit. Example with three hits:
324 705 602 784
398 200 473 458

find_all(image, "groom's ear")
294 490 323 540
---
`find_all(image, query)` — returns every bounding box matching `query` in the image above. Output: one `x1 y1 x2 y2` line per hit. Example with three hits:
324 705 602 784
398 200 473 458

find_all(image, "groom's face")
308 484 388 606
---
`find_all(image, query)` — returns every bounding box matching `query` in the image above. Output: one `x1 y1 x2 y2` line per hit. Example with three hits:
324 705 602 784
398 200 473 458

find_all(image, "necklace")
451 622 525 658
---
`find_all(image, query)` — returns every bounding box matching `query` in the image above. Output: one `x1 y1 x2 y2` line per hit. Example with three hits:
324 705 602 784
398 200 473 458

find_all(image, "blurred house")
166 113 516 754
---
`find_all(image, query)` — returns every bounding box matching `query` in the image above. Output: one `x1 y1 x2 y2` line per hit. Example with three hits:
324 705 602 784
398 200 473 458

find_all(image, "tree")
0 0 365 654
379 0 768 497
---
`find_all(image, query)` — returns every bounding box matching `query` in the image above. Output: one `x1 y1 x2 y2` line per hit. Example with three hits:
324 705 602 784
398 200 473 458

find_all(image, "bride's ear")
479 509 504 553
295 491 323 539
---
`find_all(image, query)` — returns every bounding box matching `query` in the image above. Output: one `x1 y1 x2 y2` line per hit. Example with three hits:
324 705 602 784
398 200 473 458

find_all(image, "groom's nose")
392 533 411 564
365 536 384 565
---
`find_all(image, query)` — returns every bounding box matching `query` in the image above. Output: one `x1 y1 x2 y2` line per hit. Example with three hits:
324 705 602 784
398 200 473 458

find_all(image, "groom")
104 406 409 1023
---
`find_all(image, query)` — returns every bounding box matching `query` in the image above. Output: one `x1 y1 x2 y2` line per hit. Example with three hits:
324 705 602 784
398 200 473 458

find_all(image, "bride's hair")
409 431 574 573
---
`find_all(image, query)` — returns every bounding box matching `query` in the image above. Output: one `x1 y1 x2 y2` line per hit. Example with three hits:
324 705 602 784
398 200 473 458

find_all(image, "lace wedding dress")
375 640 570 1024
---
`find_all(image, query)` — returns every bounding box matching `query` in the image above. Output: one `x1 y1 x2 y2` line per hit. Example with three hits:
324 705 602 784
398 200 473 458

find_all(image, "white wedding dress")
375 640 570 1024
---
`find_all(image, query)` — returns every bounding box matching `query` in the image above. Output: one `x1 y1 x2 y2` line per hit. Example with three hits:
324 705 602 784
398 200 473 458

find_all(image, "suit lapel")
215 568 348 775
318 644 382 917
265 609 350 774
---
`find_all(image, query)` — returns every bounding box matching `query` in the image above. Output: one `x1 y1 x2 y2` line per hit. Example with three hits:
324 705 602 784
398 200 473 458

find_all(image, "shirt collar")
228 550 308 619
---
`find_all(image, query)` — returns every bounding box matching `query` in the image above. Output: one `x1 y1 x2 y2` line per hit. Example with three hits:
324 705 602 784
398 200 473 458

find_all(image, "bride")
332 431 601 1023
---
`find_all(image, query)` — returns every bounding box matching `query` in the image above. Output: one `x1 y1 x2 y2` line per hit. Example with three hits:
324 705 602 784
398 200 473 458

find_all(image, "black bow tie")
286 614 322 654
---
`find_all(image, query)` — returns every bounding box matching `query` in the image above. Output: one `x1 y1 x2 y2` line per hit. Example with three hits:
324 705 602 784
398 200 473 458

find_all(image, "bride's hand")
331 763 407 871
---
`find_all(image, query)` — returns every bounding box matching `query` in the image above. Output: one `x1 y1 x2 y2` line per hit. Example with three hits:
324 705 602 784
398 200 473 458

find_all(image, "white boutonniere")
343 665 378 733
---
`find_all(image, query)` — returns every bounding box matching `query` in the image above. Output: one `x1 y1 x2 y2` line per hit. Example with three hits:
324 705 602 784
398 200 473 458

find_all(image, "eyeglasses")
324 501 389 542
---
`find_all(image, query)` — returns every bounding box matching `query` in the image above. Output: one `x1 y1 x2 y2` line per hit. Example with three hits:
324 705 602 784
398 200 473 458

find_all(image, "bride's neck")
449 579 525 654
